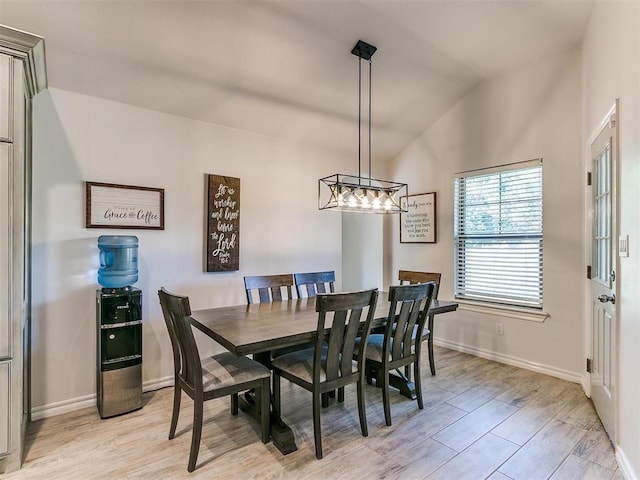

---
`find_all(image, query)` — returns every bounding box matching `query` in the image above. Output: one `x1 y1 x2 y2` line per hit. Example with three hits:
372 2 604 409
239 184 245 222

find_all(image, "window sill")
455 299 549 323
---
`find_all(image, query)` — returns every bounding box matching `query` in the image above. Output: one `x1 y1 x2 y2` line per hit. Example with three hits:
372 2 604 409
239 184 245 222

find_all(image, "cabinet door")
0 362 9 456
0 143 9 359
0 54 10 142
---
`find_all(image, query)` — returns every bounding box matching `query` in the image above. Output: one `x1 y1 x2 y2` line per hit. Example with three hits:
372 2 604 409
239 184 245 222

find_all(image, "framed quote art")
400 192 437 243
85 181 164 229
206 174 240 272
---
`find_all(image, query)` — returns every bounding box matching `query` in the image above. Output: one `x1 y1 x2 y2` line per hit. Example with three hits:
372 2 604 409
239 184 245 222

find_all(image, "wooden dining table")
190 293 458 454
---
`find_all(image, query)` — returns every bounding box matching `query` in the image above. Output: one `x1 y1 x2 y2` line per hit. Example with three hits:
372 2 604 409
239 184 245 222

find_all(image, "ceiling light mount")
318 40 408 214
351 40 377 61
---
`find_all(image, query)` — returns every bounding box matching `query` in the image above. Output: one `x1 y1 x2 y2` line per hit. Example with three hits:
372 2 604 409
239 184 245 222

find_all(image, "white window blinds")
454 160 543 308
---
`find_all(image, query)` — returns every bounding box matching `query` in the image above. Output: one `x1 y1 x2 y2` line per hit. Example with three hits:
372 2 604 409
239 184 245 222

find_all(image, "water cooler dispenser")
96 235 143 418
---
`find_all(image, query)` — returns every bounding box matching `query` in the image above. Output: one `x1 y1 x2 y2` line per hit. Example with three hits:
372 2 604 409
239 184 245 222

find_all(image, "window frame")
454 159 544 309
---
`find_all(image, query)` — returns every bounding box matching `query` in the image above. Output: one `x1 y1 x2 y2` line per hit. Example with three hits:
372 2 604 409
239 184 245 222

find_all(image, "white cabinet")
0 54 9 141
0 28 46 473
0 142 9 360
0 362 8 456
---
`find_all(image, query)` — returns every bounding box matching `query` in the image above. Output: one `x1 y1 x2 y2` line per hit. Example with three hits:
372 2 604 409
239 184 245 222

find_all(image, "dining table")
190 293 458 454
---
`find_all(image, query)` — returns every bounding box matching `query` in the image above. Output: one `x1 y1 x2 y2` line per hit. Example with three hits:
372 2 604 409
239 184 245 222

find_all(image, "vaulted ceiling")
0 0 594 165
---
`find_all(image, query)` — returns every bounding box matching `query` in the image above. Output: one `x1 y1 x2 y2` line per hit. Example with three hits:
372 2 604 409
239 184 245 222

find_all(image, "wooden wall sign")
400 192 437 243
85 181 164 229
206 174 240 272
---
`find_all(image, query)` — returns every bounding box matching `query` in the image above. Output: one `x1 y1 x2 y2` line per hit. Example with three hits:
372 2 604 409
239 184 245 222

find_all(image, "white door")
589 108 617 441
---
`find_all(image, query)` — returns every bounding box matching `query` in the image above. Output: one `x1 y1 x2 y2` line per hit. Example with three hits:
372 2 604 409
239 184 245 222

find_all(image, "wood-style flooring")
4 347 621 479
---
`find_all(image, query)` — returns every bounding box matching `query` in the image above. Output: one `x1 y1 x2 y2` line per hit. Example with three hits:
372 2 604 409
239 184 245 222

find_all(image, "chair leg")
337 387 344 403
169 384 181 440
382 365 392 426
356 378 368 437
414 358 424 410
404 365 411 382
428 332 436 376
260 378 271 444
428 315 436 375
231 393 239 415
312 392 323 459
188 399 204 472
321 392 329 408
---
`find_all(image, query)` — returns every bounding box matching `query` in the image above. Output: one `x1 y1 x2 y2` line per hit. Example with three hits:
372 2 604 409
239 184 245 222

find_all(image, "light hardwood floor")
5 347 621 479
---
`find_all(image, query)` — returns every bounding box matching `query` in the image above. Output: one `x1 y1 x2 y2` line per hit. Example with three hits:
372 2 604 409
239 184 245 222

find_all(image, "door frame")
583 99 619 438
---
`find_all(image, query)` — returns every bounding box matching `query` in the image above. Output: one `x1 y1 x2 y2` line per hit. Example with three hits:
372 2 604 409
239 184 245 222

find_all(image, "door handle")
597 294 616 305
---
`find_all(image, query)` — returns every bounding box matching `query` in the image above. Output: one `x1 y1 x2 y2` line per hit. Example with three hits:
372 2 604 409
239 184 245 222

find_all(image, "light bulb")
360 189 371 208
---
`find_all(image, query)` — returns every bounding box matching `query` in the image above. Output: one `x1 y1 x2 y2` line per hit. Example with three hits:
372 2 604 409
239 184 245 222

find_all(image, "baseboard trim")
616 445 638 480
434 338 583 384
30 375 174 421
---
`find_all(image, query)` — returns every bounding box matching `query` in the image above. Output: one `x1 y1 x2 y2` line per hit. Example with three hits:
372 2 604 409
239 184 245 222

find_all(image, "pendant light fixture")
318 40 408 213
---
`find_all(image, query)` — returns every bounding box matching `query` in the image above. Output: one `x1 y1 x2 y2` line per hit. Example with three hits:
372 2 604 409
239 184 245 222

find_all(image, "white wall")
387 48 584 380
30 88 347 412
582 3 640 478
342 212 383 292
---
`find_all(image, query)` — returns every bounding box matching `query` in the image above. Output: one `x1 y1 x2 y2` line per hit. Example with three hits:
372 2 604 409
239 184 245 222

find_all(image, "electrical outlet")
496 322 504 336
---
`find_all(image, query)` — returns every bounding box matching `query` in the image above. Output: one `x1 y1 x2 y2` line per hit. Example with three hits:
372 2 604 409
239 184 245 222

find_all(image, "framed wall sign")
85 181 164 229
400 192 437 243
206 174 240 272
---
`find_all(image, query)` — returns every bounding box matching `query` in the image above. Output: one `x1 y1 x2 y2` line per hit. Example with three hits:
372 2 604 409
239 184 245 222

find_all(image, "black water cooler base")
96 288 143 419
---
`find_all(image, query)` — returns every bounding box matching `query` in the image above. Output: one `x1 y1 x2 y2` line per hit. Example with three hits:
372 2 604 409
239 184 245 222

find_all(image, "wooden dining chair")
398 270 441 299
158 288 271 472
244 274 295 304
294 271 336 298
271 289 378 459
398 270 442 376
356 283 434 426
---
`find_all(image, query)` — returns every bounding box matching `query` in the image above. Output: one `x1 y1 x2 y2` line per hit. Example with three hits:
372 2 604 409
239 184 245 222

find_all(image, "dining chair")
158 288 271 472
398 270 441 299
294 271 335 298
398 270 442 376
271 288 378 459
356 282 434 426
244 273 295 304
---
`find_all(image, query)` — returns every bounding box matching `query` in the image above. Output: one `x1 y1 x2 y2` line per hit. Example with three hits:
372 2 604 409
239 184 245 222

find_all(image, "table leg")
242 352 298 455
388 370 417 400
237 391 298 454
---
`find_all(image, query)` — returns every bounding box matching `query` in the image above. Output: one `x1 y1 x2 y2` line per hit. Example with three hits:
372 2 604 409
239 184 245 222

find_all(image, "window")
454 160 543 308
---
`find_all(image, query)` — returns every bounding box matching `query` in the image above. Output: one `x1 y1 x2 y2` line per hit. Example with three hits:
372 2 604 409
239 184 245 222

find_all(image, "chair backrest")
398 270 441 299
313 289 378 384
384 283 435 364
294 271 336 298
244 274 295 304
158 288 202 393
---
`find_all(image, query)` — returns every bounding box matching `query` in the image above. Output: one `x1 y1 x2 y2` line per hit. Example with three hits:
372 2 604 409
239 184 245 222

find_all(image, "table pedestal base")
238 391 298 455
388 371 417 400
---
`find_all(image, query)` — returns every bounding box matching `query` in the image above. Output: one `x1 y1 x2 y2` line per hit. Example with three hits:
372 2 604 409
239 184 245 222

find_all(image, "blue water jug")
97 235 139 288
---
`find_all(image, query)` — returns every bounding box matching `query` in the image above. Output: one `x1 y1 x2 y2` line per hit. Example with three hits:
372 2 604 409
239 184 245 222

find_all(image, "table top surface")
190 295 458 356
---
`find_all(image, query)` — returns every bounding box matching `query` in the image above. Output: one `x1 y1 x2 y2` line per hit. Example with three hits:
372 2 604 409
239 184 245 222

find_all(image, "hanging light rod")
318 40 408 214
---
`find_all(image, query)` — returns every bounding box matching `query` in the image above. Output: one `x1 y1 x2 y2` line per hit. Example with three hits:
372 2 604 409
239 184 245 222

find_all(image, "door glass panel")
593 142 611 286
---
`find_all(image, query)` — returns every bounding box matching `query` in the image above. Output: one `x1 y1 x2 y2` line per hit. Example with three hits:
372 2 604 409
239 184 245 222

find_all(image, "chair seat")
356 333 419 363
202 352 270 391
271 346 357 383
